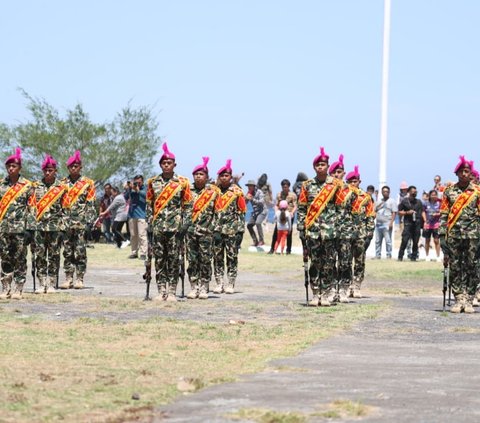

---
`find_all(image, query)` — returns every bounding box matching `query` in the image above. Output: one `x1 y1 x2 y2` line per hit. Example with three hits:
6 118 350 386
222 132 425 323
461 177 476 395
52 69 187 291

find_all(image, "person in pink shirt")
422 189 441 261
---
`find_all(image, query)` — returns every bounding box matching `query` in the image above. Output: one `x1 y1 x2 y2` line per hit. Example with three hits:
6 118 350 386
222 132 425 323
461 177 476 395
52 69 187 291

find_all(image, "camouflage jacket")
214 184 246 235
189 182 219 236
61 175 97 229
439 182 480 239
0 175 33 234
28 178 68 232
334 182 357 240
297 176 342 240
350 188 376 239
146 173 193 234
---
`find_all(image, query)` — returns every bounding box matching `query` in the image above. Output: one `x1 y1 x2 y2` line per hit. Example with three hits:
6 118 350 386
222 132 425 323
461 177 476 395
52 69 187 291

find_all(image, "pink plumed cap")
41 154 57 169
66 150 81 166
328 154 344 174
313 147 329 165
160 142 175 162
192 156 209 175
279 200 288 209
5 147 22 165
454 155 471 173
217 159 233 175
346 165 360 181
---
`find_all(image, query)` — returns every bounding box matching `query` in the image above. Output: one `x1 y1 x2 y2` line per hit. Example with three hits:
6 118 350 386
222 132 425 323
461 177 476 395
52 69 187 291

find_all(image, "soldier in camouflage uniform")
185 157 219 300
439 156 480 313
60 151 97 289
146 142 193 302
28 155 67 294
347 166 375 298
329 154 357 303
297 147 342 307
212 159 246 294
0 148 33 300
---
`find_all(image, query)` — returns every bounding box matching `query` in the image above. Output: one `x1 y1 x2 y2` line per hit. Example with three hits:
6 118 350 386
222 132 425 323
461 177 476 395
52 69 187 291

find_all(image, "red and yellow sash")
35 185 66 221
0 182 31 221
352 193 370 215
63 179 90 208
305 182 337 229
215 190 238 212
446 188 477 232
153 181 183 221
192 188 216 222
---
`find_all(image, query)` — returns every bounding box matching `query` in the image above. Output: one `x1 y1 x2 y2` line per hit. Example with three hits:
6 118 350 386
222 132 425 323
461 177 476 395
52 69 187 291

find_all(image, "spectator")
292 172 308 198
273 200 291 254
433 174 444 199
99 183 114 243
268 179 297 254
397 185 424 261
99 186 128 249
422 189 441 262
366 185 376 201
374 185 397 259
124 175 147 260
245 180 267 246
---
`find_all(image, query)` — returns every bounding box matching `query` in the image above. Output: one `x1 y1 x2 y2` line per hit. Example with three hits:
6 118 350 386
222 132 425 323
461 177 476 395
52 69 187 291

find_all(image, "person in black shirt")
397 185 424 261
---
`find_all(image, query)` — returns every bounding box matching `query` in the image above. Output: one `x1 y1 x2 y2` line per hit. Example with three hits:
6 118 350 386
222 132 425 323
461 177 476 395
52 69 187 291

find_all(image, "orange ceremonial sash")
35 185 66 221
153 181 183 221
352 194 370 214
63 179 90 208
304 182 337 229
335 186 352 206
192 188 216 222
0 182 31 221
215 190 238 212
446 188 477 232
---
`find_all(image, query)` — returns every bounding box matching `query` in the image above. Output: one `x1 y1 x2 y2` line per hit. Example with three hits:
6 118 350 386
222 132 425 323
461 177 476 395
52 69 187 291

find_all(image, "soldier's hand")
299 231 306 241
439 236 451 256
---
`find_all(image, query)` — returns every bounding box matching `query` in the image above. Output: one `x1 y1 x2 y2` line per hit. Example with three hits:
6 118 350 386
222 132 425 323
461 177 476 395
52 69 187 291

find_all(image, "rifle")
179 239 185 298
301 238 309 306
31 246 36 293
442 261 450 311
143 231 153 301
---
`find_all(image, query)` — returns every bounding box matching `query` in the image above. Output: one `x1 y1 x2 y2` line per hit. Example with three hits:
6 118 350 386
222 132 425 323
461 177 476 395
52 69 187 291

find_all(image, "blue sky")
1 0 479 196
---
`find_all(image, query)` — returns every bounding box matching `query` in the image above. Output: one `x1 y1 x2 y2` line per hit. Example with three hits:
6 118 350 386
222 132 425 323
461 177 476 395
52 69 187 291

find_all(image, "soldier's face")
457 166 471 184
193 170 208 187
349 178 360 188
332 167 345 180
68 162 82 178
160 159 176 174
314 161 328 178
43 166 57 183
6 162 21 178
218 172 232 188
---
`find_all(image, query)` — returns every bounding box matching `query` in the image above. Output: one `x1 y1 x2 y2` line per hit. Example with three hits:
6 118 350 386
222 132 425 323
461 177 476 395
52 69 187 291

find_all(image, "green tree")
1 90 161 184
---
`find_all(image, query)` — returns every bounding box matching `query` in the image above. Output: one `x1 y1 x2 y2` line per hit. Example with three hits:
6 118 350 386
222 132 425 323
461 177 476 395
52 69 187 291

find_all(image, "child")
274 200 291 254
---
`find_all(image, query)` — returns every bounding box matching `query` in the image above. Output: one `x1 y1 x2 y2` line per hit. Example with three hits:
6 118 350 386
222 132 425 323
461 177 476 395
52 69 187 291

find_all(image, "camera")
133 182 139 187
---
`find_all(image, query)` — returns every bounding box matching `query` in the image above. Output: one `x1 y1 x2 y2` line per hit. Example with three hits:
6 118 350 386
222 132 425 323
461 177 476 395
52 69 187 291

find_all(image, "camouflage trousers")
213 233 239 284
0 232 27 285
63 228 87 277
306 237 336 293
153 231 181 292
351 237 367 283
335 239 352 291
448 238 478 297
34 231 63 279
186 232 213 286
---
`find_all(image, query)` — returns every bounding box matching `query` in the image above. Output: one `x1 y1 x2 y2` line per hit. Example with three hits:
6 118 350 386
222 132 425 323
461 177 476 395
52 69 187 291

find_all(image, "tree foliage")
0 89 161 184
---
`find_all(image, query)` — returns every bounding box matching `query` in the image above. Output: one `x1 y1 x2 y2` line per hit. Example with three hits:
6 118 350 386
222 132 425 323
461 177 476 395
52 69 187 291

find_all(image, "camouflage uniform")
350 189 375 296
333 182 357 301
61 175 97 288
27 178 67 293
0 175 33 299
186 182 219 298
297 176 342 305
146 173 193 299
439 182 480 308
212 184 246 293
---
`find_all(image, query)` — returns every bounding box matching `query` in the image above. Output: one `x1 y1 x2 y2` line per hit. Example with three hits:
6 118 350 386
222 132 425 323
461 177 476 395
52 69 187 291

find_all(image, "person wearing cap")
245 179 267 247
185 157 219 300
60 150 97 290
439 156 480 313
0 148 33 300
27 155 68 294
146 142 193 302
297 147 342 307
268 179 297 255
347 166 375 298
273 200 291 254
212 159 246 294
397 185 424 262
329 154 357 303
